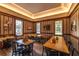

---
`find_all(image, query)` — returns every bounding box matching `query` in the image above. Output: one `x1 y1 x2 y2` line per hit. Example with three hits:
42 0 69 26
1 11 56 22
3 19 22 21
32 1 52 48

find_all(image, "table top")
0 36 15 41
16 39 33 45
28 34 37 37
43 36 69 54
23 39 34 45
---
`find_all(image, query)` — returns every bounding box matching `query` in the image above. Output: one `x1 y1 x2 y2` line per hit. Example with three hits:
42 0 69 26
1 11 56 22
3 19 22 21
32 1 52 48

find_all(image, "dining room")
0 3 79 56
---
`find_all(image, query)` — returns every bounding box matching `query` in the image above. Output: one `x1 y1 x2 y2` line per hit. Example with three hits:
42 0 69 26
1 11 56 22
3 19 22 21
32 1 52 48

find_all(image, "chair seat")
45 48 58 56
59 52 69 56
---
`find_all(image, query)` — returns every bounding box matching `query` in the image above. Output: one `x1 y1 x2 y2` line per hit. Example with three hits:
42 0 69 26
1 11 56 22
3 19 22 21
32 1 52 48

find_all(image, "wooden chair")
45 48 58 56
0 41 3 49
21 44 33 56
72 48 79 56
12 41 19 56
67 42 75 56
59 52 69 56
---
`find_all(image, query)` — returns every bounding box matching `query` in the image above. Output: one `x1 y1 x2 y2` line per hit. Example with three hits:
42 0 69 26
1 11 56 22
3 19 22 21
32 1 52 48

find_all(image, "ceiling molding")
68 3 78 16
0 3 34 19
0 3 78 21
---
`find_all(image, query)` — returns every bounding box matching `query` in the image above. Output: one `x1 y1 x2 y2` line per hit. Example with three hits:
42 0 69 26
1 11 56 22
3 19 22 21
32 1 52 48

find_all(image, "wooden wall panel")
36 18 70 35
0 14 15 37
35 18 70 39
3 16 9 35
24 21 34 34
32 22 36 33
12 18 15 35
23 21 35 38
70 36 79 51
0 15 4 36
24 21 27 34
0 16 1 35
66 18 70 34
63 18 67 34
70 10 78 37
63 18 70 35
40 20 54 34
8 17 15 35
70 4 79 52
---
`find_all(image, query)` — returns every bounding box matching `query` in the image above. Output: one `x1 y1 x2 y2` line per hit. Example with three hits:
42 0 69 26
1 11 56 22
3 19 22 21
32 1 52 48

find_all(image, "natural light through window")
36 23 40 34
16 20 23 36
55 20 62 35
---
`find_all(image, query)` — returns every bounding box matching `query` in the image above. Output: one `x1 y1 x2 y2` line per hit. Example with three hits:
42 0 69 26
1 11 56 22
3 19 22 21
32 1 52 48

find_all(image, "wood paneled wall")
0 14 15 37
70 5 79 37
35 17 70 35
40 20 55 34
70 4 79 52
24 21 35 34
23 21 35 38
34 17 70 39
63 17 70 35
0 12 35 38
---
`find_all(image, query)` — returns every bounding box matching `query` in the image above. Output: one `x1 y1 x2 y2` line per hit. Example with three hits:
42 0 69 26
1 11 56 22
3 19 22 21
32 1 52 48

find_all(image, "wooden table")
23 39 34 45
43 36 69 54
0 36 15 48
28 34 45 38
28 34 37 38
16 39 34 45
0 36 15 42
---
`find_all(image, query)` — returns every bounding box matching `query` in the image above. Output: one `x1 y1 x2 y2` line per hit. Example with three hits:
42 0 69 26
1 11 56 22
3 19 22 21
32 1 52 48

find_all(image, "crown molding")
0 3 78 21
0 3 34 19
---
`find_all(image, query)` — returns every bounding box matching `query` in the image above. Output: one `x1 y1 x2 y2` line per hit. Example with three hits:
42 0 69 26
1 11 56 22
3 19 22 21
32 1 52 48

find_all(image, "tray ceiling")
15 3 61 14
0 3 77 21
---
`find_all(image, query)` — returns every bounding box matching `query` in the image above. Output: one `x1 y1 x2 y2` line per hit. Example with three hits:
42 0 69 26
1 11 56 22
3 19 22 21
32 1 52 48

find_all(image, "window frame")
15 19 23 36
55 20 63 35
36 22 41 34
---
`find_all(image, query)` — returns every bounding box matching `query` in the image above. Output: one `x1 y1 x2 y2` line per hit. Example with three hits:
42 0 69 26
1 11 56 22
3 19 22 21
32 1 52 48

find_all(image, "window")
36 23 40 34
16 20 23 36
55 20 62 35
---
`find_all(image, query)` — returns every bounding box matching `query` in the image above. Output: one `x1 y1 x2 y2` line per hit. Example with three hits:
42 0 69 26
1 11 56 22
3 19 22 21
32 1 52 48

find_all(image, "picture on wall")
71 20 77 31
44 24 50 31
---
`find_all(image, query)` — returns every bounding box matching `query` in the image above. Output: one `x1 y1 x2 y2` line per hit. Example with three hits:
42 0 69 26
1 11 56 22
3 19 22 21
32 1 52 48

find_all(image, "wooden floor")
0 42 46 56
0 48 12 56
